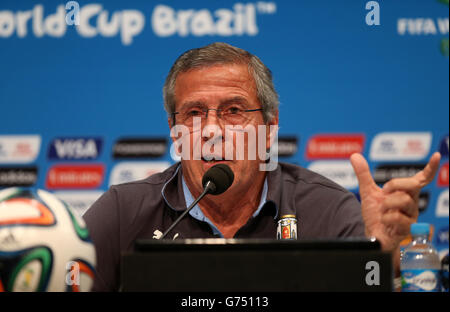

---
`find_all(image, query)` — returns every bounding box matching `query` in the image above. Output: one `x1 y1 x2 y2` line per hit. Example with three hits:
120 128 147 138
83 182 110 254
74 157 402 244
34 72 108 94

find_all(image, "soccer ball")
0 187 96 292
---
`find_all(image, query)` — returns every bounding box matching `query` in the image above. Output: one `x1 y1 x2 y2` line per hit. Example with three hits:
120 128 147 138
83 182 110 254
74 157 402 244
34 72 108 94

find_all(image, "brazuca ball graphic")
0 187 96 292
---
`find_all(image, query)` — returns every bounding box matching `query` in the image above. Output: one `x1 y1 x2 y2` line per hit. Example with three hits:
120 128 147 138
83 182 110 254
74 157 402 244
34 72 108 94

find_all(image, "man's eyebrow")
219 96 249 106
180 100 206 109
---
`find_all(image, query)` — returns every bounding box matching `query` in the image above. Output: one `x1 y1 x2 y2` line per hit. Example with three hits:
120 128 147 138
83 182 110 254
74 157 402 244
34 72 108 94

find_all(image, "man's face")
171 63 277 195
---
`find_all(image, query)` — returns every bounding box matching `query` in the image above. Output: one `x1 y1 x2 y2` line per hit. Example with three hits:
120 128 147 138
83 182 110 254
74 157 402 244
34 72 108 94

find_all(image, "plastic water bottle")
400 223 441 292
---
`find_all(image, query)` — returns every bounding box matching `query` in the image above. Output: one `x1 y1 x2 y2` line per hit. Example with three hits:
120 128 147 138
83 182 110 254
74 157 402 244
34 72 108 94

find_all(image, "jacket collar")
161 162 280 218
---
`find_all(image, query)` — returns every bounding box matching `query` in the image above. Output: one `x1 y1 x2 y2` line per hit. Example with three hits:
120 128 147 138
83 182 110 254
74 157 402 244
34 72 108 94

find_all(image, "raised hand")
350 152 441 251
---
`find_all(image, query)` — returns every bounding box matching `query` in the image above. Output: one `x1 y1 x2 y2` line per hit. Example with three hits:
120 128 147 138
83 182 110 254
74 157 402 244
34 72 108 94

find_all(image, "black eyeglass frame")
171 108 263 127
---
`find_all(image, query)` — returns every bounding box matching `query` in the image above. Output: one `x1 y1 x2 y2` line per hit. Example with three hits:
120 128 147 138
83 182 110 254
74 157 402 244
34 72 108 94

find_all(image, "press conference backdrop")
0 0 448 256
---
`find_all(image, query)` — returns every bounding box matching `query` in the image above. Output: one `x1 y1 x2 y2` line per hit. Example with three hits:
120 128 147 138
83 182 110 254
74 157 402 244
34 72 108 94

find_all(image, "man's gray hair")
163 42 279 124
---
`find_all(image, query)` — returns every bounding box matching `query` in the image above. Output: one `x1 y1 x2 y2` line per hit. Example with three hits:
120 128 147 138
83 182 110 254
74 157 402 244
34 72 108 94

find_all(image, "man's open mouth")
201 156 228 163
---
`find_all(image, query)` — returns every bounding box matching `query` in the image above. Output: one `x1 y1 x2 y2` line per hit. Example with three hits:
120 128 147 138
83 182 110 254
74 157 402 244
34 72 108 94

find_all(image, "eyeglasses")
172 106 263 127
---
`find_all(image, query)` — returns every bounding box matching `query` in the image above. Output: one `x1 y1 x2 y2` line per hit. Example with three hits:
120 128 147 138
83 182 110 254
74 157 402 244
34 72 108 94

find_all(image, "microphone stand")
160 181 216 239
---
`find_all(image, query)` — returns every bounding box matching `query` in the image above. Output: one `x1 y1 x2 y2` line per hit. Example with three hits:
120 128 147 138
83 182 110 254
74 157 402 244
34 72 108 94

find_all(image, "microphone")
160 164 234 239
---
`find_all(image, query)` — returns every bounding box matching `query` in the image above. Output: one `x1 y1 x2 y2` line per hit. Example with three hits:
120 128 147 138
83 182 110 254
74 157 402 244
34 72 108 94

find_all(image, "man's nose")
204 109 221 125
203 109 222 132
202 109 224 140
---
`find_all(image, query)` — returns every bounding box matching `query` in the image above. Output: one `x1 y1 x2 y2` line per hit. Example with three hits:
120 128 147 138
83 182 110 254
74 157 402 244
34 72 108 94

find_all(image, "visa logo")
48 137 102 160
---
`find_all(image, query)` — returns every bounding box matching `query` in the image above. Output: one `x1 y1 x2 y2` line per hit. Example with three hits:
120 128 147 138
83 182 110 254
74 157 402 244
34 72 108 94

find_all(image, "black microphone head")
202 164 234 195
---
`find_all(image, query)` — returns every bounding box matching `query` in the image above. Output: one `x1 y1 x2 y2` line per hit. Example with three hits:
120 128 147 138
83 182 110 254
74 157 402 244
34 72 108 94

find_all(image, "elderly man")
84 42 441 291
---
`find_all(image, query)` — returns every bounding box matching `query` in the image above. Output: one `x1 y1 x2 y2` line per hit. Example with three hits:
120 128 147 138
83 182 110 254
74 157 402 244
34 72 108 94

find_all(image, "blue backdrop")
0 0 448 255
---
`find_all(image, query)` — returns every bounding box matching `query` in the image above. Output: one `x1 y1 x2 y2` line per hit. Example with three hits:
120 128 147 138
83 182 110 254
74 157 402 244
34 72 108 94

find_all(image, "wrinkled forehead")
174 64 258 110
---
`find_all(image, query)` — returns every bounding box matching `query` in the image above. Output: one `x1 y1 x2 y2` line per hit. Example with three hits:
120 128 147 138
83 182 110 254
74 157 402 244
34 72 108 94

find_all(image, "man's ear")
266 111 279 150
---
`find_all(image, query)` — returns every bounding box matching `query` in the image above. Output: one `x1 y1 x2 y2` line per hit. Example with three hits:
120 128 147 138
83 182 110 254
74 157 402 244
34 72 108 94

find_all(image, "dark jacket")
83 162 365 291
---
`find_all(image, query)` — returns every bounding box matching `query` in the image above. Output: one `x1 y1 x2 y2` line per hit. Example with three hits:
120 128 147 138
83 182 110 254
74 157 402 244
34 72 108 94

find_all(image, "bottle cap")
410 223 430 236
